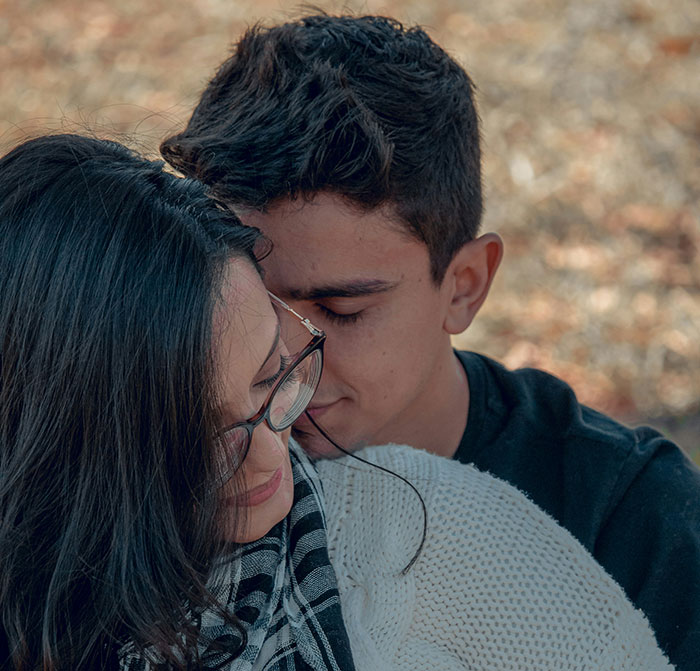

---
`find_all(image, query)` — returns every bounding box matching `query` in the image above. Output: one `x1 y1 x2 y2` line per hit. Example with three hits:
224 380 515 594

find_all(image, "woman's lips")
226 466 283 508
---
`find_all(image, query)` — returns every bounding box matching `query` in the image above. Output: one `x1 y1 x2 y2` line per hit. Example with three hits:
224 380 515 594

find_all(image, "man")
161 14 700 668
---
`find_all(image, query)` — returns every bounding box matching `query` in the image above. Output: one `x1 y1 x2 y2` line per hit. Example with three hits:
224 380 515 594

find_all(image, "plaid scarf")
119 442 356 671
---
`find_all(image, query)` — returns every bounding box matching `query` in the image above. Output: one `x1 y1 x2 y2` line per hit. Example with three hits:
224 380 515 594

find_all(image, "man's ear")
442 232 503 335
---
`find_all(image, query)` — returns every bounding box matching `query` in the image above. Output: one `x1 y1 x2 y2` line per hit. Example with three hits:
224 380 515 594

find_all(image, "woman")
0 134 671 671
0 134 353 670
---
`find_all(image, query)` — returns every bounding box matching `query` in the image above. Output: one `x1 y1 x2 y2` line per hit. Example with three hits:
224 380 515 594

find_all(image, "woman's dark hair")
0 134 263 669
160 13 483 282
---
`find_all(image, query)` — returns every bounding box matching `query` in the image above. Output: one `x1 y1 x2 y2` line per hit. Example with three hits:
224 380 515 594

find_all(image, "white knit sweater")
317 445 673 671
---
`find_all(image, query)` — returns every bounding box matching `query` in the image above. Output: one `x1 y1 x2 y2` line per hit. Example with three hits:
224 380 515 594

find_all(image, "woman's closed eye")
277 362 303 392
255 354 293 390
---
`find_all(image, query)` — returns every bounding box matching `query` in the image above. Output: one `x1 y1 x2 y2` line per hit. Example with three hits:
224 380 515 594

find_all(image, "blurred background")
2 0 699 461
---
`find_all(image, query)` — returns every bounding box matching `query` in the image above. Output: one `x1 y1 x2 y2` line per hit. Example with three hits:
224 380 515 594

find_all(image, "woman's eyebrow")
258 321 281 374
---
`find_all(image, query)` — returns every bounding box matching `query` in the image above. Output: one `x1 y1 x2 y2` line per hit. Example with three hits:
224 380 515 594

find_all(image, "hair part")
161 13 483 282
0 134 262 668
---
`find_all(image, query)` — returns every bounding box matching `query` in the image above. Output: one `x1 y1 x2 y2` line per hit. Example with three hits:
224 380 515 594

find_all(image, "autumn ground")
1 0 698 461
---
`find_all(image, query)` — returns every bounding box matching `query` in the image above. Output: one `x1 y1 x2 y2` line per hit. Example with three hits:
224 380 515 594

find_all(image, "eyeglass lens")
219 345 322 474
268 346 322 430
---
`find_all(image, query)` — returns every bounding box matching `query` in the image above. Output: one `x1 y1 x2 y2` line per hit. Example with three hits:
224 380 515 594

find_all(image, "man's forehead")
242 193 433 295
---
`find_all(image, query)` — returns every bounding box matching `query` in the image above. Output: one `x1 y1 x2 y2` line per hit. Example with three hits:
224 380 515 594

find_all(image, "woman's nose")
243 421 288 472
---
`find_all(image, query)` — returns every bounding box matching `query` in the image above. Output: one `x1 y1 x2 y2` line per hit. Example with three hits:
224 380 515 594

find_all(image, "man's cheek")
321 340 365 374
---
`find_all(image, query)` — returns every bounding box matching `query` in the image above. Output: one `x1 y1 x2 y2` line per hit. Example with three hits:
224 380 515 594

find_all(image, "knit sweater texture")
317 445 673 671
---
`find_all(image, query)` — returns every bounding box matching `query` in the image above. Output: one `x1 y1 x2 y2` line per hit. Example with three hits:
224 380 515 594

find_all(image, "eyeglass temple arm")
267 291 325 338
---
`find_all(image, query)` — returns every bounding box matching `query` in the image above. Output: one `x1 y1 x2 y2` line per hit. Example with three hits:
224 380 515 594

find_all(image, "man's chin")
291 427 359 460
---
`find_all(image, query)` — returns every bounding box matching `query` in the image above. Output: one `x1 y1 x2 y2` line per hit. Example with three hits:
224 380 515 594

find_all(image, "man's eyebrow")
287 280 397 301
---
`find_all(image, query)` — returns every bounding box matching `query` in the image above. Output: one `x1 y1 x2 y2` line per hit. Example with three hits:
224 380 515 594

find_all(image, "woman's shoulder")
316 443 548 548
316 443 626 603
316 444 673 671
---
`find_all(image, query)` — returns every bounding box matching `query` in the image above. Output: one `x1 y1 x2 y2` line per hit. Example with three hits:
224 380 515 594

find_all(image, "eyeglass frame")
216 292 326 461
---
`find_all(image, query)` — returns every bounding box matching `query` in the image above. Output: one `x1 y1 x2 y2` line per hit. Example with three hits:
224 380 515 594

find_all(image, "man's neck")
384 349 470 459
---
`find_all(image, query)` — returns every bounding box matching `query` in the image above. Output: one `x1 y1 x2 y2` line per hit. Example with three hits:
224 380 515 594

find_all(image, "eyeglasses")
216 293 325 480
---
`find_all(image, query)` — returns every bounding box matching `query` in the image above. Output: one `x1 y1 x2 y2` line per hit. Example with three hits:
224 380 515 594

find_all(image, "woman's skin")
214 260 295 542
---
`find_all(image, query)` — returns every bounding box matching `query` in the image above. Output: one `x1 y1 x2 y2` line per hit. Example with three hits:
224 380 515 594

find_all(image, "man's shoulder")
455 350 700 667
455 349 697 541
457 349 635 437
456 349 668 466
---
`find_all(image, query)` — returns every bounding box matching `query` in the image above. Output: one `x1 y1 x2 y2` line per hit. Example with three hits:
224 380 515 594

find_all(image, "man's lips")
224 466 283 508
296 400 340 424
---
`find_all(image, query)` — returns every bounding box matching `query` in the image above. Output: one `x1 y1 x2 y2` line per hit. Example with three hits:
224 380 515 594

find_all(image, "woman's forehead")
214 261 278 402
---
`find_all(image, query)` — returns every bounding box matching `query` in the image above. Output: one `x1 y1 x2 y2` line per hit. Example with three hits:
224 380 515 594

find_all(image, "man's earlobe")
443 232 503 335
